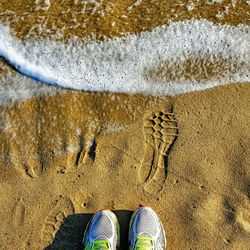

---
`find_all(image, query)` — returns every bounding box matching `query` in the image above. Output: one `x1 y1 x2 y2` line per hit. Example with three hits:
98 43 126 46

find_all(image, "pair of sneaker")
83 207 166 249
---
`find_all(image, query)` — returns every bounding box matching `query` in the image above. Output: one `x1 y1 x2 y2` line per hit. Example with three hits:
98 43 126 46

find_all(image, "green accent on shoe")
134 236 154 250
84 239 111 250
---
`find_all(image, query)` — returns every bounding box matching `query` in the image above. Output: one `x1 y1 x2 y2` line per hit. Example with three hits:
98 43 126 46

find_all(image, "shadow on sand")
44 210 133 250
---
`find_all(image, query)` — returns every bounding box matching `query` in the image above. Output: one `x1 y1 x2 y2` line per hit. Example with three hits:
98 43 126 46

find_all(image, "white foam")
0 19 249 96
210 0 224 3
0 70 57 106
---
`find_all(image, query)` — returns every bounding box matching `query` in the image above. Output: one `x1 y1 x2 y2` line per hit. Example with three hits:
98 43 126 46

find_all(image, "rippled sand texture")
0 84 250 249
0 0 250 40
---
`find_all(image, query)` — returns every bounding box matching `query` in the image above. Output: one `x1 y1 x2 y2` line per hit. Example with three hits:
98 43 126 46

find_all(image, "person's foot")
83 210 120 250
129 207 166 250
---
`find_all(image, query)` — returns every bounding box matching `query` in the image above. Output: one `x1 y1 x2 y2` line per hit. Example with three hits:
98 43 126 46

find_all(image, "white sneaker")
129 207 166 250
83 210 120 250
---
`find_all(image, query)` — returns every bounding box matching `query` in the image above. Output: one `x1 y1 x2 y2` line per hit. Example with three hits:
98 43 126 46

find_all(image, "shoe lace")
135 236 154 250
84 239 111 250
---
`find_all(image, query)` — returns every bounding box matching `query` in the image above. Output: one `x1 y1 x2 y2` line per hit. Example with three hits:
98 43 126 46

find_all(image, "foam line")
0 20 249 96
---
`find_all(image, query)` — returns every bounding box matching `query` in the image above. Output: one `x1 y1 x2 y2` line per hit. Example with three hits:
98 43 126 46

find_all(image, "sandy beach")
0 0 250 249
0 81 249 249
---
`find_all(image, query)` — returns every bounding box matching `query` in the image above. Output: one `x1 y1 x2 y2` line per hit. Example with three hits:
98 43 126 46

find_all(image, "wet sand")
0 82 249 249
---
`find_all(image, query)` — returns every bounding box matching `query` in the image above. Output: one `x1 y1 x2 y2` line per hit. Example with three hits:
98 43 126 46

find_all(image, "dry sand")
0 0 250 249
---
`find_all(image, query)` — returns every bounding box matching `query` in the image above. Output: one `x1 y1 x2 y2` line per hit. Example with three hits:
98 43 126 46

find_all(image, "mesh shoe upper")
129 207 166 250
90 212 113 239
83 210 119 250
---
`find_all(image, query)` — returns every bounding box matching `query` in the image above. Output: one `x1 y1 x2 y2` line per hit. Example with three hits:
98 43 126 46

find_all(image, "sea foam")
0 19 249 96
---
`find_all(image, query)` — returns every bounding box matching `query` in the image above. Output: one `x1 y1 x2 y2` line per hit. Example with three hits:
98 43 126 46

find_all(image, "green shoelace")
84 239 111 250
135 236 154 250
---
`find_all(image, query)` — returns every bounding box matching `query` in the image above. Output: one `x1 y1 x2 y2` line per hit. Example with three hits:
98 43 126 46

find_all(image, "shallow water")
0 20 249 98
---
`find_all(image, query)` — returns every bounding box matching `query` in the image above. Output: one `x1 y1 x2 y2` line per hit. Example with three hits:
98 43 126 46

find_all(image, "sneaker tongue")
140 233 151 238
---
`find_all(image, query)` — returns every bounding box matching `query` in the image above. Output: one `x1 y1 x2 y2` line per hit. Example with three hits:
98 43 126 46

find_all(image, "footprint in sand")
67 125 99 171
78 124 99 167
22 162 44 178
236 203 250 233
74 134 97 168
139 109 178 193
13 199 26 227
41 196 75 247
